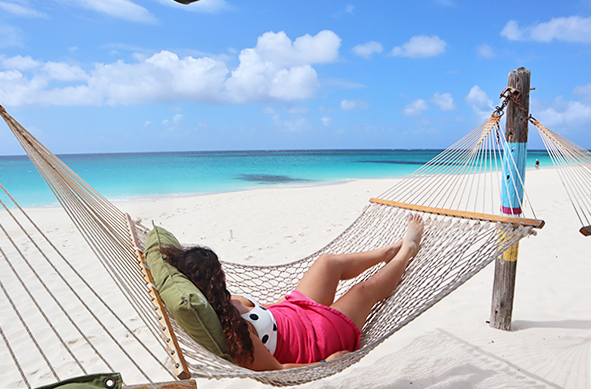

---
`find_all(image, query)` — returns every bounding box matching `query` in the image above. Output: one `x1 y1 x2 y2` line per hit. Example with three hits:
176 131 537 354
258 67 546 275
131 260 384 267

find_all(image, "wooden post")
490 67 530 330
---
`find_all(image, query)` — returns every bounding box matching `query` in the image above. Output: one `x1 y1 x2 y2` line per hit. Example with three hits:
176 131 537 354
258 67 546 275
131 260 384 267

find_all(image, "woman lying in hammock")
162 213 424 371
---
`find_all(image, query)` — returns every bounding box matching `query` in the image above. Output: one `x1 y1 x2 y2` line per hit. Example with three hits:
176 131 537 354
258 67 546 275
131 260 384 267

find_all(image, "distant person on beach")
535 159 540 169
162 214 424 370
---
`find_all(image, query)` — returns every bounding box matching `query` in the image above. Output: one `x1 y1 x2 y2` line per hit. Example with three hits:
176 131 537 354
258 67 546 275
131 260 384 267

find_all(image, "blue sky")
1 0 590 155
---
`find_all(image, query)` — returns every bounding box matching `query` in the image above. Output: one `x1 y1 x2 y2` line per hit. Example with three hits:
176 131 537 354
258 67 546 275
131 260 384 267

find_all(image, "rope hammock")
530 118 591 236
0 105 557 387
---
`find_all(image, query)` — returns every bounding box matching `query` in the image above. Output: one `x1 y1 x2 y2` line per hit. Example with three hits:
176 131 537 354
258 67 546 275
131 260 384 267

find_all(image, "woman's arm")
236 330 350 371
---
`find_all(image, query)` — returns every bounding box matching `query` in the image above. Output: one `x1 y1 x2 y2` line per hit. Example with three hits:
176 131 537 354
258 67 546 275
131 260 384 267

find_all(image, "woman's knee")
309 253 340 277
315 253 339 268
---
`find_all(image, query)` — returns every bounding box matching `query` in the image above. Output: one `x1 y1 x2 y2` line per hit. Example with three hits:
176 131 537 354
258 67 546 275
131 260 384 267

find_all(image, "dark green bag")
36 373 122 389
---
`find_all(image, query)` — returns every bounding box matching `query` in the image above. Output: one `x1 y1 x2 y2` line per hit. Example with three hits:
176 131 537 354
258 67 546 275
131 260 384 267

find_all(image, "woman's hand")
325 350 351 361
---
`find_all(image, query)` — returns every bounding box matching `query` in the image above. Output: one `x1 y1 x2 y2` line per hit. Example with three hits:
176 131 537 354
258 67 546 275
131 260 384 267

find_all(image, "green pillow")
145 224 232 362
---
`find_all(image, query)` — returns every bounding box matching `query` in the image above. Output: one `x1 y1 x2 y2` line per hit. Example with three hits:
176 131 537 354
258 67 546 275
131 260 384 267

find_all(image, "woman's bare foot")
402 213 424 257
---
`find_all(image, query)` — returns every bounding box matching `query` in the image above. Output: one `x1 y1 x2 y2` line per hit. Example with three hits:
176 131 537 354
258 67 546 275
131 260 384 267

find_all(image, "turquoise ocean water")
0 149 553 208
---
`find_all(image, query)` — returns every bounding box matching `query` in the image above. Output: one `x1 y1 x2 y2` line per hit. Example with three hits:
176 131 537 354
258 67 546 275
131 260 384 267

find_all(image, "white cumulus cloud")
225 30 340 103
253 30 341 68
430 92 455 111
89 51 229 105
0 55 39 70
400 92 455 116
532 97 591 129
501 16 591 43
0 30 342 107
172 113 184 124
403 99 428 116
465 85 494 120
225 52 318 103
43 62 88 82
477 43 495 59
340 99 370 111
500 20 523 41
352 41 383 59
391 35 446 58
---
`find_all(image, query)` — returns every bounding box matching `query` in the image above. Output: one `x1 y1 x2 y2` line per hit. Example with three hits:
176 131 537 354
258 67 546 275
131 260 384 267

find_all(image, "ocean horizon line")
0 147 563 159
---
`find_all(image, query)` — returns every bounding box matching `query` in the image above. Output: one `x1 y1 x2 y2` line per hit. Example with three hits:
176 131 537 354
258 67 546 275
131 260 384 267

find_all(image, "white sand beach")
1 168 589 388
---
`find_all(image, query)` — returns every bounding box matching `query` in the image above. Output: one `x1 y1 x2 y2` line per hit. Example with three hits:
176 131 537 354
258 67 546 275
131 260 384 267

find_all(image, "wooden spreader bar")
369 198 545 229
126 214 191 380
124 379 197 389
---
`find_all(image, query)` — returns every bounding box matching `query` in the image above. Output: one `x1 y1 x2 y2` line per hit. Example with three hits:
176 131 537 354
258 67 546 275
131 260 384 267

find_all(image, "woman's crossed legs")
295 213 424 330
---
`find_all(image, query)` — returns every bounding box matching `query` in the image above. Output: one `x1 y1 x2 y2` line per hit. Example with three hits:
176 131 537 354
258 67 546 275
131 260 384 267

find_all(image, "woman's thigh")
329 281 378 330
294 254 342 306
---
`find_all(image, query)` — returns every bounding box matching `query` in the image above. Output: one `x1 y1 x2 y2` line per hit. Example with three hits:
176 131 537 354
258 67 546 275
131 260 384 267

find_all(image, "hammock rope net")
530 118 591 236
0 105 566 387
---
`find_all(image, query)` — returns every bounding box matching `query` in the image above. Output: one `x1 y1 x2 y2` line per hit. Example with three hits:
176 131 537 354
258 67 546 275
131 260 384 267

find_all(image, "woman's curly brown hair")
160 245 254 363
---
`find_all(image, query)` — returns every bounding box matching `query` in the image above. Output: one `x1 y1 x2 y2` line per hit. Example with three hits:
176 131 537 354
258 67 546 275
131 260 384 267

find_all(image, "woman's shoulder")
231 294 256 314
